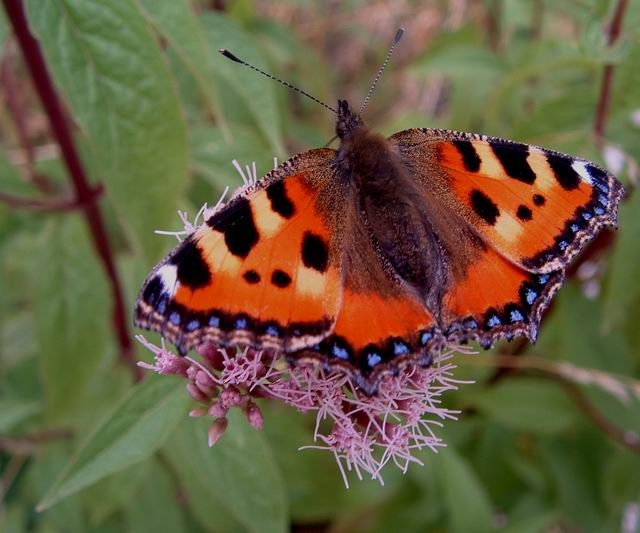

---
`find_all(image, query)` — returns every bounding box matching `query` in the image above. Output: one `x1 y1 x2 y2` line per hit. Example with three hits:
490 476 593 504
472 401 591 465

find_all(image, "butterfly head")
336 100 364 140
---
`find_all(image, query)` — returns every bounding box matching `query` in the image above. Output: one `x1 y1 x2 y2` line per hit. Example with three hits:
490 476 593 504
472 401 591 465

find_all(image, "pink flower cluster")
137 334 468 486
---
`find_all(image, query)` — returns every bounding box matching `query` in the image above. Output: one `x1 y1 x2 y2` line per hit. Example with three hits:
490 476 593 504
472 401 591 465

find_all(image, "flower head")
138 333 469 486
138 159 471 485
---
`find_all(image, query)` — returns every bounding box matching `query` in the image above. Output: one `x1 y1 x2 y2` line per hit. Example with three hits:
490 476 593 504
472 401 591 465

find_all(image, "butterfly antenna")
219 49 338 114
359 28 404 115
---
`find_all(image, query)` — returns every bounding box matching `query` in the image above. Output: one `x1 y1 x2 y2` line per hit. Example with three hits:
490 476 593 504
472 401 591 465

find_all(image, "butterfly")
134 37 623 395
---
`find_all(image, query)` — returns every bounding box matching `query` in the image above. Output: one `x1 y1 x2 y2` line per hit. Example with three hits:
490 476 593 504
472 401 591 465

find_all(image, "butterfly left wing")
135 148 344 355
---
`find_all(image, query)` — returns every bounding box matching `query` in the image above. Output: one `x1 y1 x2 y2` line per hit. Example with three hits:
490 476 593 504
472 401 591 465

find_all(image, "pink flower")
137 333 468 486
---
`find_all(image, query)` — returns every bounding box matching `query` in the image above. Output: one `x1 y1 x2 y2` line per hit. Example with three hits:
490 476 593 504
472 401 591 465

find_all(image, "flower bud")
245 401 264 430
208 417 228 447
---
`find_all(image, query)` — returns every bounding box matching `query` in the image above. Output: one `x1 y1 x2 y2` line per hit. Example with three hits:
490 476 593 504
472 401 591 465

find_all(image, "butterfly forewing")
135 149 342 355
390 127 622 346
391 129 624 273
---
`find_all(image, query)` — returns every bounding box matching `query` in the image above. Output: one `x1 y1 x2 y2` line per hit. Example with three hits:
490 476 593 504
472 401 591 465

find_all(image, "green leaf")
82 461 151 524
604 188 640 331
602 450 640 514
33 216 110 420
540 437 605 530
201 12 286 157
0 9 9 48
125 459 189 533
190 125 274 191
26 0 189 262
472 377 581 434
0 504 27 533
165 411 288 533
0 398 41 432
413 43 506 78
542 283 631 372
434 447 494 533
502 513 557 533
37 374 190 510
136 0 228 134
25 443 88 532
161 437 245 533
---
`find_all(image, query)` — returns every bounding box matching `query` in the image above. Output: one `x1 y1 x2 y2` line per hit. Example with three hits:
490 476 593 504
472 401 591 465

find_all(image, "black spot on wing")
545 152 580 190
516 205 532 221
243 269 261 284
533 194 545 206
271 269 292 288
453 140 481 172
207 197 259 259
266 180 295 219
586 164 608 184
470 189 499 225
142 276 162 305
301 232 329 272
491 142 536 184
170 237 211 289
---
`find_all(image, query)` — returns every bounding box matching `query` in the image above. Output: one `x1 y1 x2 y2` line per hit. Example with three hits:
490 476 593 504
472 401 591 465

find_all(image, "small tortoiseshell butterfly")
135 30 623 395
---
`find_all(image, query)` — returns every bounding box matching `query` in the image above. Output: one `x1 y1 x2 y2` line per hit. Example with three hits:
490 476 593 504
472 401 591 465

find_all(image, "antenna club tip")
219 48 242 63
394 28 405 43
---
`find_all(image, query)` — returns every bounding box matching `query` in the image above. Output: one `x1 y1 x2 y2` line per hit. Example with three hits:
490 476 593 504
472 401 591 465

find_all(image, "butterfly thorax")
334 100 448 313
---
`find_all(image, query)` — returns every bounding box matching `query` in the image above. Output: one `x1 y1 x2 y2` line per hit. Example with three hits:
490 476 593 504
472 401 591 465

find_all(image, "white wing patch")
571 160 593 185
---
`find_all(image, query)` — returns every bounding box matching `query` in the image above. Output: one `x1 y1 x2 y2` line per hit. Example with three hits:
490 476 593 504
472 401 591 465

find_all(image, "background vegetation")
1 1 639 531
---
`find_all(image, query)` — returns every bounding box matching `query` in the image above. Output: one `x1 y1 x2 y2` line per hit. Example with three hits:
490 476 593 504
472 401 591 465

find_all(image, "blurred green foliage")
1 1 639 532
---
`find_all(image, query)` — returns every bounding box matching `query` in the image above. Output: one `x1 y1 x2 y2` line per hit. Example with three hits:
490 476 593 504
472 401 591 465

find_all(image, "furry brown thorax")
334 100 448 315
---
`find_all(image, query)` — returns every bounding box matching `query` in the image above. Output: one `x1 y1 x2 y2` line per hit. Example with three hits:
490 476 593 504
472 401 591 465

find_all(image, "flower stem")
469 353 640 454
0 184 104 211
2 0 141 380
593 0 629 142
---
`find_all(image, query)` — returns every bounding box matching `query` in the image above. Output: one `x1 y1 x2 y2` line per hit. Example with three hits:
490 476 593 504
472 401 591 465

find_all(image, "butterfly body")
335 100 449 319
135 100 623 395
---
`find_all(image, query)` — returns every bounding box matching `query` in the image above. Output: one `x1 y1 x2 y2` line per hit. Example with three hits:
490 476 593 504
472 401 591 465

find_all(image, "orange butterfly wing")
442 246 565 346
135 149 342 354
391 128 623 344
391 129 624 273
293 212 439 393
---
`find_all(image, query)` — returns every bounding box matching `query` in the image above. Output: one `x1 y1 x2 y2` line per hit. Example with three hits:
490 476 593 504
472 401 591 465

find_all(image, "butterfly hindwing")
442 246 565 345
391 128 624 274
135 148 342 354
292 192 440 393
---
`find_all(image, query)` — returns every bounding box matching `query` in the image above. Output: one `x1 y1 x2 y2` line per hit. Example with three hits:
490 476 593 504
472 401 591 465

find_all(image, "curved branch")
0 183 103 211
2 0 141 380
593 0 629 141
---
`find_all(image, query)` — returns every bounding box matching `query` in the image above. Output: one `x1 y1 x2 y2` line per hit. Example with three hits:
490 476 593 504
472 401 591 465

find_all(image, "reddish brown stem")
2 0 141 380
593 0 629 142
485 0 502 52
0 184 103 211
0 427 74 454
557 378 640 454
471 356 640 454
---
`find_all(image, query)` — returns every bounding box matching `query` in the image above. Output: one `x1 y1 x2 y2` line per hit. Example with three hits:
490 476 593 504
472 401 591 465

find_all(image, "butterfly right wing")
389 128 622 347
391 128 623 273
135 148 343 355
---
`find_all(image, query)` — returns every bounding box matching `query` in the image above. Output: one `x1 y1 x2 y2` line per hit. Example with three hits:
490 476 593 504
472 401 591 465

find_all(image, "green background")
1 1 639 532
